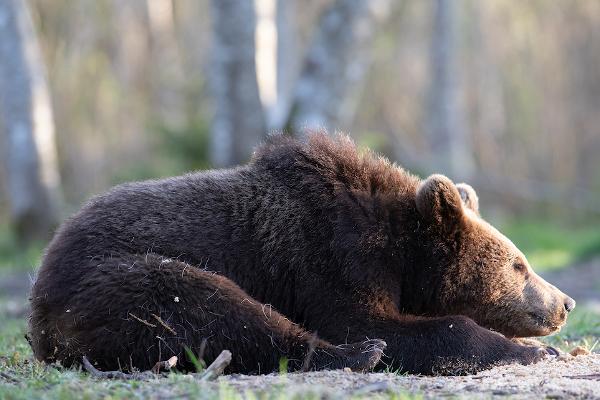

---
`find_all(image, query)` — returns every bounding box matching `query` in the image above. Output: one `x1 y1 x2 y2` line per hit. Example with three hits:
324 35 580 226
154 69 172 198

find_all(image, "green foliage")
154 116 212 173
278 357 288 375
0 224 44 272
499 218 600 271
110 116 211 185
184 346 206 373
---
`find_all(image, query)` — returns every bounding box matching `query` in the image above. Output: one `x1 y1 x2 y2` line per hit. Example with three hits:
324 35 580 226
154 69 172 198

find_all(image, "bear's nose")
564 297 576 313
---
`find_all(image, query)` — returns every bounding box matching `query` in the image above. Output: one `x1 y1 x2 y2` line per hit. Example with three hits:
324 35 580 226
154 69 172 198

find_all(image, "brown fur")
28 133 574 375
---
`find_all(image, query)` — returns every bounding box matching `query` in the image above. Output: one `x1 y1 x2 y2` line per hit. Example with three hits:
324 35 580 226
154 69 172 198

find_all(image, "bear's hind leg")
33 254 385 374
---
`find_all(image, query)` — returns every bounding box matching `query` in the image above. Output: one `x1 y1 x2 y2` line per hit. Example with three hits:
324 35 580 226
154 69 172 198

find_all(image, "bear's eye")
513 263 526 273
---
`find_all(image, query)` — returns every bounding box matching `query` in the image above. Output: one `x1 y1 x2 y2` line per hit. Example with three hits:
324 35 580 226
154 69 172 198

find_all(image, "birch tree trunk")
426 0 473 179
0 0 61 242
285 0 391 135
209 0 266 167
268 0 298 131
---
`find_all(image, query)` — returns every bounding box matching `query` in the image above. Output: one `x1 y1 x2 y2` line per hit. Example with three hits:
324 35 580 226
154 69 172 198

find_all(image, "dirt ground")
1 258 600 399
220 354 600 399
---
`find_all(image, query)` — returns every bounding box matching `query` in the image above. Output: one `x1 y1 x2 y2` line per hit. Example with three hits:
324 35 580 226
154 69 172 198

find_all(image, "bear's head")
416 174 575 338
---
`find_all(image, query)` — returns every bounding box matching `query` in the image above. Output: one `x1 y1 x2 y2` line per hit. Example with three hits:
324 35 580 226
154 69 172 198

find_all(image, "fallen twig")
151 313 177 335
81 349 232 381
197 350 232 381
198 338 208 362
128 313 157 328
82 356 153 380
151 355 178 374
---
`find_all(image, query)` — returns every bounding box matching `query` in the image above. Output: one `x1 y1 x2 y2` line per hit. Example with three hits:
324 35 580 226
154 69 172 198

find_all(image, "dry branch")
82 356 153 380
151 355 178 374
128 313 157 328
197 350 232 381
198 338 208 361
151 313 177 335
81 349 232 381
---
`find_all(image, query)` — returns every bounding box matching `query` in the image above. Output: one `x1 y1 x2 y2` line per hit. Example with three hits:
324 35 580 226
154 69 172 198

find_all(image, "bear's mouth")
528 312 561 334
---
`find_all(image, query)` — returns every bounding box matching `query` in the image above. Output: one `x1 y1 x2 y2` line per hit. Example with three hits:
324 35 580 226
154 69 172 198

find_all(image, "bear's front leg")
361 315 550 375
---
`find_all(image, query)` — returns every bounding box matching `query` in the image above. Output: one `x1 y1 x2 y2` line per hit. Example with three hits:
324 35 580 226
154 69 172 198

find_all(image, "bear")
28 133 575 375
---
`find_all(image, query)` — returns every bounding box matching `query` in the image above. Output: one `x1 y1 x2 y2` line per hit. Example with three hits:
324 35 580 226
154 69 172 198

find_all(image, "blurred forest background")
1 0 600 272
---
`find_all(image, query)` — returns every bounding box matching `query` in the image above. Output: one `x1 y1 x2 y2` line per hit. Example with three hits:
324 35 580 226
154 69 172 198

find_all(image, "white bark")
286 0 391 135
0 0 61 241
255 0 277 111
268 0 298 130
426 0 473 179
209 0 266 167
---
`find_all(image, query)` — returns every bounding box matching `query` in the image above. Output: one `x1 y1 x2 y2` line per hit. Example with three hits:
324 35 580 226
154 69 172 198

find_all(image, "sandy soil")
216 353 600 398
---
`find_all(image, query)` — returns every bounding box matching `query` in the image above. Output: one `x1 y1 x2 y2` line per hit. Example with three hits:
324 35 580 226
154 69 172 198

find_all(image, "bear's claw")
309 338 386 372
338 338 387 372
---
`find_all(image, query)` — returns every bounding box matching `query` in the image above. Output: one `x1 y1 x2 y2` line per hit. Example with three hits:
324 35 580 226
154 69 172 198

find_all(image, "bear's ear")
456 183 479 215
416 174 464 227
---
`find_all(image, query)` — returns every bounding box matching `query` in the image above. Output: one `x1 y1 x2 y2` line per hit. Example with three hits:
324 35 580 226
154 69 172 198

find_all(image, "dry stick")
151 355 178 374
128 313 157 328
198 338 208 361
197 338 208 369
198 350 232 381
81 350 232 381
82 356 152 380
151 313 177 335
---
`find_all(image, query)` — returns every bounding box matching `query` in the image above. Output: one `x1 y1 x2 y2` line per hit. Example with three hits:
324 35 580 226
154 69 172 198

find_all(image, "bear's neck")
391 208 453 316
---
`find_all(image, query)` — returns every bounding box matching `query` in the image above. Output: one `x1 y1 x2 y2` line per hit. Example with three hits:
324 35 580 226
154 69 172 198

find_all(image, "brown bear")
28 133 575 375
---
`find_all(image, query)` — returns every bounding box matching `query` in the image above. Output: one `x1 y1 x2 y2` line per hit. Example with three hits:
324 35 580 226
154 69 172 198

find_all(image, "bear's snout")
564 296 576 313
522 272 575 336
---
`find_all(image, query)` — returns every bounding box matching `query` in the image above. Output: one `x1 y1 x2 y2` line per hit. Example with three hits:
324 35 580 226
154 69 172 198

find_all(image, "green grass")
545 306 600 352
499 218 600 271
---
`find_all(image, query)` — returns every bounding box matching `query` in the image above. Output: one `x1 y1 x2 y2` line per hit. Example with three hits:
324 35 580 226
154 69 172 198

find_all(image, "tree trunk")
285 0 391 136
255 0 277 115
209 0 266 167
0 0 61 242
426 0 473 179
268 0 298 131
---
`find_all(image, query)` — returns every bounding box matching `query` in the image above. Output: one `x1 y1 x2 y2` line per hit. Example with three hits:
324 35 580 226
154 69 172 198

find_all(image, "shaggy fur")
28 133 574 375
